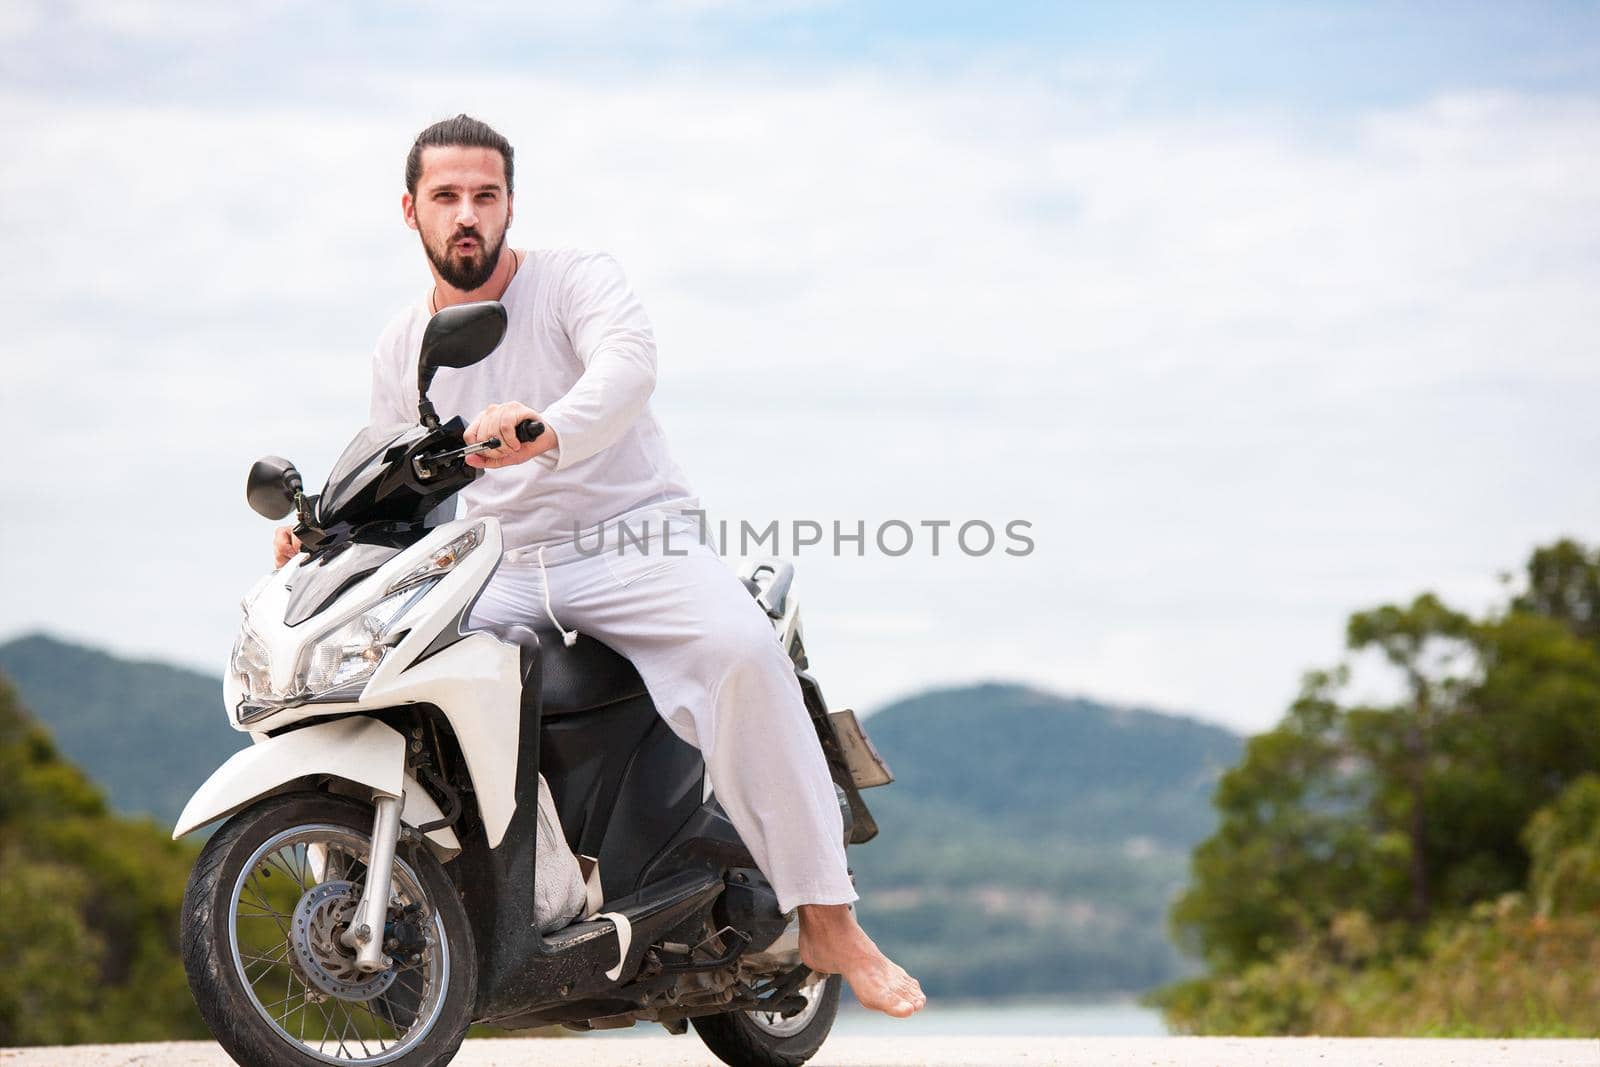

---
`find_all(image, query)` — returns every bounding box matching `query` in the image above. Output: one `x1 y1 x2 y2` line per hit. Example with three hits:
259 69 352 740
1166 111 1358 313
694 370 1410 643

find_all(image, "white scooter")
174 300 894 1067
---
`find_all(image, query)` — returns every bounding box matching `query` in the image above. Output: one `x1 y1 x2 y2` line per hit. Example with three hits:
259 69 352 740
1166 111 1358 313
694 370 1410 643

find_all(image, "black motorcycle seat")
531 626 649 717
534 581 762 715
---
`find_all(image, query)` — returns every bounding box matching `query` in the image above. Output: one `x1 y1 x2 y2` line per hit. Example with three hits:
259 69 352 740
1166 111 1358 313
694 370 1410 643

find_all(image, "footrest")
540 869 724 987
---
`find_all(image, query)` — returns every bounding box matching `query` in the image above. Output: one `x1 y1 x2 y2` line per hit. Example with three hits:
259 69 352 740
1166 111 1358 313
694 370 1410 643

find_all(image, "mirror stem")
419 398 440 430
284 469 308 524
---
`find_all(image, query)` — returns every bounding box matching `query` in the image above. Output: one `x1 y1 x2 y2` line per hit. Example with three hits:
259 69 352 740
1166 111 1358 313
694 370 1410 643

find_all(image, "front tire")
181 792 475 1067
691 973 842 1067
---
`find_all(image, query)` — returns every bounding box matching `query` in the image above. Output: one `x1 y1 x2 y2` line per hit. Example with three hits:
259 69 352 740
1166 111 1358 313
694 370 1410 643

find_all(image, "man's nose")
455 201 478 228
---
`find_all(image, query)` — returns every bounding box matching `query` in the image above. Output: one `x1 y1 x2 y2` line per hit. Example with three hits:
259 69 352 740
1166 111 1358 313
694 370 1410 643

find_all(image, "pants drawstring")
538 545 580 647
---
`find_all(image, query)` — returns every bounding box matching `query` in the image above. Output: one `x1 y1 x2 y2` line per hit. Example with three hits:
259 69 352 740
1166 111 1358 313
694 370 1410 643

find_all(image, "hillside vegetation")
1156 538 1600 1036
0 676 206 1046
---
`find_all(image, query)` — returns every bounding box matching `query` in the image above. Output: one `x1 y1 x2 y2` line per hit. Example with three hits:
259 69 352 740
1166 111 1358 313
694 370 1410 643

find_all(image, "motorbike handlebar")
411 418 547 480
482 418 545 450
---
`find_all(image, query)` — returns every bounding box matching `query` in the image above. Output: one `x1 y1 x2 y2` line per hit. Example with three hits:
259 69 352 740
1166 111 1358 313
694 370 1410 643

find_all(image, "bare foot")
797 903 926 1018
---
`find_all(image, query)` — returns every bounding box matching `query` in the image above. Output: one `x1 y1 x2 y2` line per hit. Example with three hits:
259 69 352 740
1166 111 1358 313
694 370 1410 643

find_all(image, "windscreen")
315 423 423 523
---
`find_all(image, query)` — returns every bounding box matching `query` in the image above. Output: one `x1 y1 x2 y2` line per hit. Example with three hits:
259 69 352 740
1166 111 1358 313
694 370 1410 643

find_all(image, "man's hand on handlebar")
273 526 302 568
463 402 556 469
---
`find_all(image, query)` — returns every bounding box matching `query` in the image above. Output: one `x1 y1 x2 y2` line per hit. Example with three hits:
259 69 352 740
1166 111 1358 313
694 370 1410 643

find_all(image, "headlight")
298 581 435 698
233 580 437 723
231 624 275 704
387 523 483 595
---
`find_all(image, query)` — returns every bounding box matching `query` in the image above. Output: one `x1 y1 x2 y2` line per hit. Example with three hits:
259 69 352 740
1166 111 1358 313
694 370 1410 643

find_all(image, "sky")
2 1 1598 733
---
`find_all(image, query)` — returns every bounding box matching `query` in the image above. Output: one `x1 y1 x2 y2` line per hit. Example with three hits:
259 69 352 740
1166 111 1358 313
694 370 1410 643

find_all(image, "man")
274 114 925 1018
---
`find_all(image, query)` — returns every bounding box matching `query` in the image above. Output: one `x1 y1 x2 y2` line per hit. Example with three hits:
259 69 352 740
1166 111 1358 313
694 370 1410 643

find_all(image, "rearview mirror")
417 301 508 424
246 456 303 520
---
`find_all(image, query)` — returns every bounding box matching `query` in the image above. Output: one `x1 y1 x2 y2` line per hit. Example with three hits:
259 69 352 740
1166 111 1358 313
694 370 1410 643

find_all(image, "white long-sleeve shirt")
369 248 698 550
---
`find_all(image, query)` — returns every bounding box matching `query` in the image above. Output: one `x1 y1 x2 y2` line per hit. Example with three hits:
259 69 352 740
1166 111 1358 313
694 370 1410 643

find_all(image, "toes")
882 996 916 1018
894 979 926 1013
837 959 930 1019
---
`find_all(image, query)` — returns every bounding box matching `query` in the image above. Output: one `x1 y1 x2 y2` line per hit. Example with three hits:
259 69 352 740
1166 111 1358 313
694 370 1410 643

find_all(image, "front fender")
172 716 460 857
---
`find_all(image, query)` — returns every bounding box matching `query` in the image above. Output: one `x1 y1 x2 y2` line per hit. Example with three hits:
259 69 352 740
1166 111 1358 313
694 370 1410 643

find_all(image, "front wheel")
181 792 476 1067
691 972 842 1067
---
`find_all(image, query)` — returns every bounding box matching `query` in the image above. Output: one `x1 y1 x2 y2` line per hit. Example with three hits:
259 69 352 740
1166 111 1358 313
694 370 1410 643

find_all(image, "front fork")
341 792 403 973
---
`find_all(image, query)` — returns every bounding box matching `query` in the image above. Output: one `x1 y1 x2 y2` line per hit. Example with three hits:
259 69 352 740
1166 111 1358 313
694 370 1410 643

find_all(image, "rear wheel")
181 792 475 1067
691 973 842 1067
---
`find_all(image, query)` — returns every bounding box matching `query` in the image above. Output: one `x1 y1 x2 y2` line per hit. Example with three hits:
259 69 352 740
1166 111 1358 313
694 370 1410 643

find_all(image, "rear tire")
181 791 475 1067
691 973 842 1067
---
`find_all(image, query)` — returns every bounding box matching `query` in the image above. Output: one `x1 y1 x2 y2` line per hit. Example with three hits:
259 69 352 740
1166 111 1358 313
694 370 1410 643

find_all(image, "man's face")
403 145 513 291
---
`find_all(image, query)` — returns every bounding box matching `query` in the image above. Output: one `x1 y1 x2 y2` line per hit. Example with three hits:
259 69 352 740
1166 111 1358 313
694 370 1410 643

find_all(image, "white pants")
466 509 857 914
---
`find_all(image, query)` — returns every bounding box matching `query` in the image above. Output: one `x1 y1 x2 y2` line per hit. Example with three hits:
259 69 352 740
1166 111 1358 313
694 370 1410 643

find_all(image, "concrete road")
3 1038 1598 1066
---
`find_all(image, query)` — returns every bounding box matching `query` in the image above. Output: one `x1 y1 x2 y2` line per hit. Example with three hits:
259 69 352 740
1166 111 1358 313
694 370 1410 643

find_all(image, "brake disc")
290 880 397 1002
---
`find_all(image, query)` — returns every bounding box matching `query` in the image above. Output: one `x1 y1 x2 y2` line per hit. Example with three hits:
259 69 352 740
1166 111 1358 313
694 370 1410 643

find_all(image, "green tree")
1160 538 1600 1035
1168 670 1410 973
1524 774 1600 916
1511 538 1600 646
1344 593 1474 924
1171 594 1477 971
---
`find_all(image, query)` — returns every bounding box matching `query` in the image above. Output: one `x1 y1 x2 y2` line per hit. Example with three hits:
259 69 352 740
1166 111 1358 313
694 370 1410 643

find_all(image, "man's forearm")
534 341 656 471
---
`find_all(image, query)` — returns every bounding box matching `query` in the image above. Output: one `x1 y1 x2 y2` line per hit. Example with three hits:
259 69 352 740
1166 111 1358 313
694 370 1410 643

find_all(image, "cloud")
2 63 1598 732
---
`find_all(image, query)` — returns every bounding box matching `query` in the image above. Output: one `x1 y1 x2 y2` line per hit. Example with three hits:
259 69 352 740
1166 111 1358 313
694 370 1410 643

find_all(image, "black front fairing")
282 541 403 626
295 416 477 555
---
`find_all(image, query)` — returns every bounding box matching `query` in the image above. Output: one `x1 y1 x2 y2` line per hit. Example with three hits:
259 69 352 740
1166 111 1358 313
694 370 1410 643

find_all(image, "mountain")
0 634 246 827
0 633 1244 998
851 683 1243 998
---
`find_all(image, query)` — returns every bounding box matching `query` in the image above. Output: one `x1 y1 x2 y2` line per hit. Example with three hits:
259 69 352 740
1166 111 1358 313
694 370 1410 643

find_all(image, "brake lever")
411 420 543 480
412 439 489 480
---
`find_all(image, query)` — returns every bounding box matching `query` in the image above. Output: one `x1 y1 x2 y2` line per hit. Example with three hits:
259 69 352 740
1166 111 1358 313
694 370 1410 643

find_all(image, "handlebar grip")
515 419 545 444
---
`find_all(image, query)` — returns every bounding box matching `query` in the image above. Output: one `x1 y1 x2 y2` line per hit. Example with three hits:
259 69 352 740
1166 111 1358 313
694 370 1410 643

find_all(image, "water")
592 997 1167 1037
832 997 1166 1037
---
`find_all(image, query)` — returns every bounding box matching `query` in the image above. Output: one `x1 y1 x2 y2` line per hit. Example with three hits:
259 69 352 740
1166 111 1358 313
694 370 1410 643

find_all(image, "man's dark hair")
405 114 514 196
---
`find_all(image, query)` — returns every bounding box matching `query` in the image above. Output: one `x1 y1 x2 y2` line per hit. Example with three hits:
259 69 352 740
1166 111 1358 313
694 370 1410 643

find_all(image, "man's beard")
424 226 505 291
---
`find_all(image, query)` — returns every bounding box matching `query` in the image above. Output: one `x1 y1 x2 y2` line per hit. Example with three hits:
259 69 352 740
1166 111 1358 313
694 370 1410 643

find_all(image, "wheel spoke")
358 998 391 1050
240 879 278 914
265 850 306 890
340 1001 372 1057
336 1001 356 1058
275 978 304 1028
236 906 283 919
257 989 304 1017
241 877 295 941
240 944 291 967
315 997 337 1054
245 958 282 987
